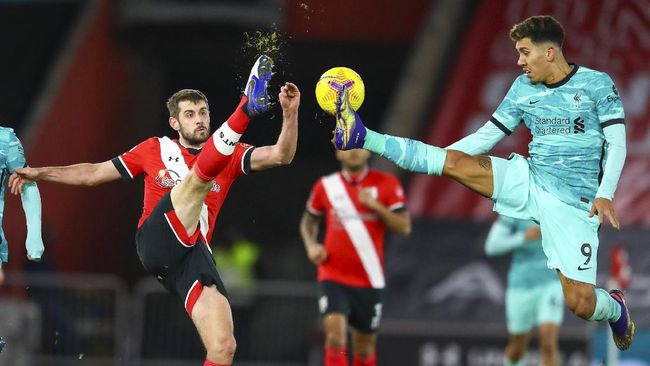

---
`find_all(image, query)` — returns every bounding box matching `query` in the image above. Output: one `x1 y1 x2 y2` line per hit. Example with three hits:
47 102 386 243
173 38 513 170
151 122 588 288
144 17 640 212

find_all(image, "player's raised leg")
193 54 273 182
332 86 494 198
173 55 273 236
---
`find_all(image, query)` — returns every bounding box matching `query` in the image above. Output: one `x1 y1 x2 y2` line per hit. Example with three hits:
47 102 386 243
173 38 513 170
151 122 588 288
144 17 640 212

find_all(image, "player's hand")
358 187 380 211
306 242 328 265
589 197 620 229
8 168 39 195
278 82 300 114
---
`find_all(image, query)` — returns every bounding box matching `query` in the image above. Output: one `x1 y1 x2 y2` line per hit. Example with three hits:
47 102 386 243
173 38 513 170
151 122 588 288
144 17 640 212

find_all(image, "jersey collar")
544 63 579 89
175 139 202 155
341 168 369 185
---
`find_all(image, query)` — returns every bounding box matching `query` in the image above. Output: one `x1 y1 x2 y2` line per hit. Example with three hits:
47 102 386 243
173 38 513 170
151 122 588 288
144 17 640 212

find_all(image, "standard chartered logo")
534 115 584 135
534 116 571 135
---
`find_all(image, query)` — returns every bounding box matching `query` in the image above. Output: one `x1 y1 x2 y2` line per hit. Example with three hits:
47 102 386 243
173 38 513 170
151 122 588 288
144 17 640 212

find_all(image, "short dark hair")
166 89 209 118
509 15 565 47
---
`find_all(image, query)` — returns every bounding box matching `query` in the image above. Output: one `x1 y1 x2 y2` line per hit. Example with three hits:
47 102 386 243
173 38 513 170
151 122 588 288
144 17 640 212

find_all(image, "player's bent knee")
206 335 237 362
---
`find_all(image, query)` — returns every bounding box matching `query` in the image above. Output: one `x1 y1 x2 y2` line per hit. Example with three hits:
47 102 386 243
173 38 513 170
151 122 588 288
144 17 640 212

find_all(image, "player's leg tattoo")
478 155 492 171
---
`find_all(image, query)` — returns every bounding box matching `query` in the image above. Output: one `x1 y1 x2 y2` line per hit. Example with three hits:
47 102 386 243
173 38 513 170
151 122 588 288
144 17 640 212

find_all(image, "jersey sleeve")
446 121 507 155
383 174 407 211
484 216 527 256
595 74 625 128
112 137 157 180
491 77 524 135
305 179 326 216
5 130 27 172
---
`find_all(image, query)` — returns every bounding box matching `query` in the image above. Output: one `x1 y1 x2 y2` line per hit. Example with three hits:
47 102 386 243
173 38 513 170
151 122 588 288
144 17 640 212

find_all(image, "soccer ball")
315 67 365 116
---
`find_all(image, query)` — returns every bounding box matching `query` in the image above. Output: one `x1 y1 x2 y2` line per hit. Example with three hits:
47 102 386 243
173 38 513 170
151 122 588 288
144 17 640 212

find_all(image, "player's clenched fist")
305 242 328 265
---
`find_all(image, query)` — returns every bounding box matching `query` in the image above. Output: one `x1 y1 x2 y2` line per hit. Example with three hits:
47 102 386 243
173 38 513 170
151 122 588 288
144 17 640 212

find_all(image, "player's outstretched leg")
331 84 494 197
194 55 274 181
173 55 273 236
609 289 635 350
332 84 447 177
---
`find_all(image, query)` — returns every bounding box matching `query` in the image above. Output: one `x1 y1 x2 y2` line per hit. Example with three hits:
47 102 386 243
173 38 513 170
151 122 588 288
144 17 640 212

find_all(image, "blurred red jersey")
306 169 406 288
112 137 253 242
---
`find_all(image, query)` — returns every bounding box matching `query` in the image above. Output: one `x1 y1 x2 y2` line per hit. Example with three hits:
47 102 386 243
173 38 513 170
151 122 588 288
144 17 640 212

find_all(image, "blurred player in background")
485 215 563 366
0 127 44 285
10 56 301 366
300 149 411 366
332 15 634 350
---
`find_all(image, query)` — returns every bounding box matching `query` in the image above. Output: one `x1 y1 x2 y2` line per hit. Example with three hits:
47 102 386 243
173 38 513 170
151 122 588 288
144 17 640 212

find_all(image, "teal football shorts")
506 281 565 334
491 153 601 284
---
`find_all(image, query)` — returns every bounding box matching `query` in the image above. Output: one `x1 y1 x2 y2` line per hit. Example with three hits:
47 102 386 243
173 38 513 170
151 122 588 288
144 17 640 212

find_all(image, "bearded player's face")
174 100 210 146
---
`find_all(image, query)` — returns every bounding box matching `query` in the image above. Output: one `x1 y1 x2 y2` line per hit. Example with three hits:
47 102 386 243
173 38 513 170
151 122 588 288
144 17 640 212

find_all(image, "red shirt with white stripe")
111 137 253 242
306 169 406 288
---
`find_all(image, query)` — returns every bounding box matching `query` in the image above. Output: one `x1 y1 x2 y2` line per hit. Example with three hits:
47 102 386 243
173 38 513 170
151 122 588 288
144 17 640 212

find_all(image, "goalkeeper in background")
0 127 44 284
485 215 563 366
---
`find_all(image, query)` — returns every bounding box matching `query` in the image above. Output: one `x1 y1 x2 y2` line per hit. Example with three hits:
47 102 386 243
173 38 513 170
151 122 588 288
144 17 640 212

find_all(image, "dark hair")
166 89 209 118
509 15 565 47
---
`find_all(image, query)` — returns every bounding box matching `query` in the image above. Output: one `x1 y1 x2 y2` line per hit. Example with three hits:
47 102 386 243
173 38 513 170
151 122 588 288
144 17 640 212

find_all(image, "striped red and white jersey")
306 169 406 288
112 136 253 242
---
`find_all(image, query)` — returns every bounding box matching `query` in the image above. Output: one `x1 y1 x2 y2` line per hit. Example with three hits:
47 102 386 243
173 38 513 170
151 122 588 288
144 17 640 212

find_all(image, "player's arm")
299 211 328 265
0 181 9 264
9 160 122 195
590 123 626 229
250 82 300 172
446 120 508 155
20 181 43 260
357 188 411 235
484 218 530 256
5 133 44 260
589 76 627 229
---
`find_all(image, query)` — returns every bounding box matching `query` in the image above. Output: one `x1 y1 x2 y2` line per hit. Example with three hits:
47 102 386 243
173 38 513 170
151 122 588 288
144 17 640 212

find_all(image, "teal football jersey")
491 65 625 210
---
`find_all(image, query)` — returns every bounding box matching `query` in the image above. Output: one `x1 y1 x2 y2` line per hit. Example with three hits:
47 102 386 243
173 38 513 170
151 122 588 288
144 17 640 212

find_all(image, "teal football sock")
364 129 447 175
589 288 621 322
